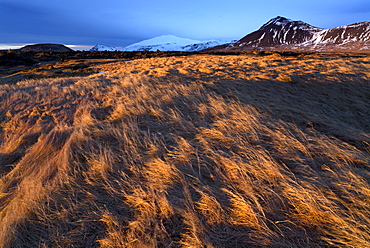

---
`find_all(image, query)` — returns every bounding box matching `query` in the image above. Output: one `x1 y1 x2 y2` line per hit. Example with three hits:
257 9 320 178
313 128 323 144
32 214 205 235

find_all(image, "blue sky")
1 0 369 50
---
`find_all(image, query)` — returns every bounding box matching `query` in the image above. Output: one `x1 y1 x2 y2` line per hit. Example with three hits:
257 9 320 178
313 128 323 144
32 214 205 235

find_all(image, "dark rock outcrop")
0 51 36 66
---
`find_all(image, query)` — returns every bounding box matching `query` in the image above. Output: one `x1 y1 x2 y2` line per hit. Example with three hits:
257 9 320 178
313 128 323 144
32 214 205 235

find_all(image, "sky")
1 0 370 50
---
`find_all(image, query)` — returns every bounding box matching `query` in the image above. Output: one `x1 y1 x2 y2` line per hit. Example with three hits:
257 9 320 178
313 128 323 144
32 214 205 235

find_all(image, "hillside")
0 53 370 247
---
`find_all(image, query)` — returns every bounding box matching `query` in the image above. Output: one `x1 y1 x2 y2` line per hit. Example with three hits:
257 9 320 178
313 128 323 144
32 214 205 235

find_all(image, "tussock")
0 54 369 247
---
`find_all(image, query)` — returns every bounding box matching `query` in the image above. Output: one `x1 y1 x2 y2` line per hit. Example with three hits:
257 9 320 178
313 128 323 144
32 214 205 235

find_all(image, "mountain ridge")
226 16 370 52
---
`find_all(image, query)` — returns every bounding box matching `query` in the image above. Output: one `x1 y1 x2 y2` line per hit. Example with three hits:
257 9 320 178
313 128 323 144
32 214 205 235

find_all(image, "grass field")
0 53 370 247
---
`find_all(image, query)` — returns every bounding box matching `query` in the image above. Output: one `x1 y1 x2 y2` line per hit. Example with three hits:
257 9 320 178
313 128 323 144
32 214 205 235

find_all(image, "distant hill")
225 16 370 52
19 44 73 52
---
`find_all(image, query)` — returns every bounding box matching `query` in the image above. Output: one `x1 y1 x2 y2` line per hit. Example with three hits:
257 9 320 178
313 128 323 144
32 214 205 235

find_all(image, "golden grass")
0 54 369 247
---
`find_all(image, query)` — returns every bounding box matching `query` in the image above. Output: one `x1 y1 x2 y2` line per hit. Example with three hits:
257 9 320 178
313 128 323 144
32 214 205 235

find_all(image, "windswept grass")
0 54 369 247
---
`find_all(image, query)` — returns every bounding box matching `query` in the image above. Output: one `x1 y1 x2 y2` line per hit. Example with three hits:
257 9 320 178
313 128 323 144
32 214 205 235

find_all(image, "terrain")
0 51 370 247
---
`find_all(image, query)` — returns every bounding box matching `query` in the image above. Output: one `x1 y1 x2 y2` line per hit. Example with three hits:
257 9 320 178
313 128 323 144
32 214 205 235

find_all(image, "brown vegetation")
0 53 369 247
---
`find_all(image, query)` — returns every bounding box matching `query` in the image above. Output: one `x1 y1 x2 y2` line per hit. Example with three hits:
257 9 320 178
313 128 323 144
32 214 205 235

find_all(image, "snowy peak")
260 16 321 32
121 35 201 51
90 44 117 51
122 35 233 52
261 16 294 28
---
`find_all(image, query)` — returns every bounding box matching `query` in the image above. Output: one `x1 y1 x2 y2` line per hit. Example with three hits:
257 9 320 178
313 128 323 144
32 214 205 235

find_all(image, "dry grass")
0 54 369 247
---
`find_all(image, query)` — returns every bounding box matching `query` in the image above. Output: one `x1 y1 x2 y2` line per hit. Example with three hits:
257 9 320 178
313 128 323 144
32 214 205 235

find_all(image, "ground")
0 52 369 247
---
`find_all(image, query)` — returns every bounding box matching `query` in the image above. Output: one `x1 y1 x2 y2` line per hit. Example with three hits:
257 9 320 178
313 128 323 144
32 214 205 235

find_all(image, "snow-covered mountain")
182 39 236 51
90 44 117 51
121 35 234 52
121 35 200 51
226 16 370 52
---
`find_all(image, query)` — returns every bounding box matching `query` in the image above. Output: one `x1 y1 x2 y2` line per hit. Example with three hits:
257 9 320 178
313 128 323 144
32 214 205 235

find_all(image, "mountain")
226 16 370 52
121 35 234 51
230 16 322 48
121 35 200 51
19 44 73 52
90 44 117 51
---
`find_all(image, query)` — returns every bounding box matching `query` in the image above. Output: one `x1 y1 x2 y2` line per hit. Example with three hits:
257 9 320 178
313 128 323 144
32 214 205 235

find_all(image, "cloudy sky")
1 0 369 50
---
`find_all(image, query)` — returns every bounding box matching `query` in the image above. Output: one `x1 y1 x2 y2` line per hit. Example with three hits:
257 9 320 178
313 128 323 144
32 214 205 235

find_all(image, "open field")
0 53 370 247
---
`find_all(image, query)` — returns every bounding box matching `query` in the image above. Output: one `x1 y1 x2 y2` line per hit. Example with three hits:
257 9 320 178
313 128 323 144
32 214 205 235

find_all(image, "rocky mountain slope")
226 16 370 52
